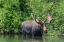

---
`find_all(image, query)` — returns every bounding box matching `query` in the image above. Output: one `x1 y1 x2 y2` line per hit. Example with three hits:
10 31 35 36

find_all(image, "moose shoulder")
21 13 53 36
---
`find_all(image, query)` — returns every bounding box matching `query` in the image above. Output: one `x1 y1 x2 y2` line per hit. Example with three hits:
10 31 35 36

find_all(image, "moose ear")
36 19 44 24
41 20 46 24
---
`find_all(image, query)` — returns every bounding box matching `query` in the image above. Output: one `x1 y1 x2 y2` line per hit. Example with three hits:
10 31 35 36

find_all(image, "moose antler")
31 13 42 24
31 13 43 24
31 13 46 24
31 13 37 22
46 13 53 23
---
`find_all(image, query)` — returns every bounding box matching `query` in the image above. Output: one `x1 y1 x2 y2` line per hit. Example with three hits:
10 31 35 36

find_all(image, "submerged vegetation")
0 0 64 36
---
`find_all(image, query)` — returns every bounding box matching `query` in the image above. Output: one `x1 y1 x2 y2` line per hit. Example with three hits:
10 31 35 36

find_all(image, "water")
0 35 64 42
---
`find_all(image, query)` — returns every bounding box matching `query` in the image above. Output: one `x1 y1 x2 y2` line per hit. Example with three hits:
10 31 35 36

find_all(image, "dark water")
0 35 64 42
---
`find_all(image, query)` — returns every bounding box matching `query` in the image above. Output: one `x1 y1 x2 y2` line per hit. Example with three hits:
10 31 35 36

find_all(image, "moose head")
31 13 53 33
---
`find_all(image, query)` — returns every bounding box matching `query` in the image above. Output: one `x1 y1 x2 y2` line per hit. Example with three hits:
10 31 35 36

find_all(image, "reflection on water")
0 35 64 42
22 35 43 42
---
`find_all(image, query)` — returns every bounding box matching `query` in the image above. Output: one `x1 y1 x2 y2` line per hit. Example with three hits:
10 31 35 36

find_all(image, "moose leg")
32 30 34 39
22 30 28 39
22 30 26 36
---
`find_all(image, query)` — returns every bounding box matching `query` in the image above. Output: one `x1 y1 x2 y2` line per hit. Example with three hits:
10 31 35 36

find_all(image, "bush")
0 0 64 35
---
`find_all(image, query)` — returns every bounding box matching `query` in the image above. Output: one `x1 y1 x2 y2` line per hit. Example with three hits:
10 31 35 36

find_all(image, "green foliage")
0 0 31 34
0 0 64 35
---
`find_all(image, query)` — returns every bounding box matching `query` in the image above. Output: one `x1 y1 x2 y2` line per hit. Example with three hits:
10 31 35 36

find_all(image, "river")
0 35 64 42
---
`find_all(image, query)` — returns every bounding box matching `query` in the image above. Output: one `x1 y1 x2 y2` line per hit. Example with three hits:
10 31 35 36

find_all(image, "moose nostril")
46 31 47 33
44 30 47 33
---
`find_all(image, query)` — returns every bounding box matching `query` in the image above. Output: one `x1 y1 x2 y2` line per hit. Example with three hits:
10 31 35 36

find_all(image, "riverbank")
0 29 64 36
0 29 22 35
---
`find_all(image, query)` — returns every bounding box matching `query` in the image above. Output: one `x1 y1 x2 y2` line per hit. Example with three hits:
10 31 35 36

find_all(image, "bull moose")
21 13 53 36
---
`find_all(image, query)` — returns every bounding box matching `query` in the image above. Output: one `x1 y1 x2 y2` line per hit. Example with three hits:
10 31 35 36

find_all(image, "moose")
21 13 53 36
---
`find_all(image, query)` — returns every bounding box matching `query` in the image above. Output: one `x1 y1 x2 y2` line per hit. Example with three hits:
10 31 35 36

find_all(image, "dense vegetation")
0 0 64 36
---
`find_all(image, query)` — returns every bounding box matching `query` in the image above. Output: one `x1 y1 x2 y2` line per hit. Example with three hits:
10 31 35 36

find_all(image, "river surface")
0 35 64 42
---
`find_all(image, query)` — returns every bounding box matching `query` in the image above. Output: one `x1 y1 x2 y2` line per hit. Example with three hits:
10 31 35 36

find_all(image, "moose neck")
43 23 46 28
43 23 47 32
